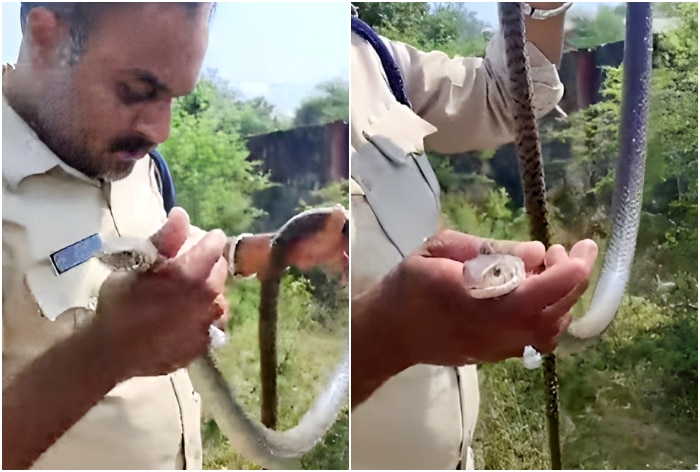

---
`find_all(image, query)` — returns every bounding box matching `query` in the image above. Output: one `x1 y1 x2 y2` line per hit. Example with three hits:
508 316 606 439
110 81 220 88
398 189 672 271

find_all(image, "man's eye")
118 83 154 104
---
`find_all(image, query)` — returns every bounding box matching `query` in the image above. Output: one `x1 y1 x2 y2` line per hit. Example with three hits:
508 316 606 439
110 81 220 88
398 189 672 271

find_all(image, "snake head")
463 254 525 299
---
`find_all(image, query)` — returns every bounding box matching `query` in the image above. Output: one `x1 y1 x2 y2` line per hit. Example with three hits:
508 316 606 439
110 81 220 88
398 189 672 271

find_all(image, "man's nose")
133 100 172 144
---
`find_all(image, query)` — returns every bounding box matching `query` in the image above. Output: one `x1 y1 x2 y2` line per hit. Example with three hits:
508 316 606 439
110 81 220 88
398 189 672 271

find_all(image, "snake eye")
493 267 501 277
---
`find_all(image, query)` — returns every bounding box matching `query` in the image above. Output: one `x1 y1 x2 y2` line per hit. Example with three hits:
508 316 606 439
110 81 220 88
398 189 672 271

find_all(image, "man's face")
33 4 209 181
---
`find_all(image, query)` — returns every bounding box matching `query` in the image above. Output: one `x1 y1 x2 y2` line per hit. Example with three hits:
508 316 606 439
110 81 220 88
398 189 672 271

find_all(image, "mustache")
109 135 156 155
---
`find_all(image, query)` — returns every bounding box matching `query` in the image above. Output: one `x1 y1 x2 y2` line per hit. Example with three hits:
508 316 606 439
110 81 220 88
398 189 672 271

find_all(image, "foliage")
567 4 626 49
161 71 286 234
299 179 349 212
542 65 622 231
475 280 698 469
646 2 698 208
355 2 489 57
442 187 529 241
294 78 349 127
182 69 292 137
543 2 698 275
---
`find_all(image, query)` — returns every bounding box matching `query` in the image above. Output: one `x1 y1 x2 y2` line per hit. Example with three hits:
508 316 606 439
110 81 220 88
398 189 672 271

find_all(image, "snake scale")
495 3 653 469
98 206 349 470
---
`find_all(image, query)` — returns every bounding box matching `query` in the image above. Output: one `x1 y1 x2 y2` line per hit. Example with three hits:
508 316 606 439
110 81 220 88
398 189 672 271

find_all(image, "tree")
543 2 697 275
567 5 626 49
160 72 275 234
647 9 698 207
355 2 489 57
293 78 349 127
354 2 429 46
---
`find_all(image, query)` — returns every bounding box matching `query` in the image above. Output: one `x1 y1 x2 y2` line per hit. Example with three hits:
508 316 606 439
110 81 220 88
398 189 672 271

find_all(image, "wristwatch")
523 2 573 20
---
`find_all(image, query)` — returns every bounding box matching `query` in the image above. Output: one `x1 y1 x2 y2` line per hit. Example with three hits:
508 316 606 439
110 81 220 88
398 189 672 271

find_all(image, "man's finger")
496 239 546 273
207 256 229 297
569 239 598 272
515 258 589 310
541 278 590 325
544 244 567 268
150 207 190 258
420 230 485 261
175 229 228 283
421 230 546 274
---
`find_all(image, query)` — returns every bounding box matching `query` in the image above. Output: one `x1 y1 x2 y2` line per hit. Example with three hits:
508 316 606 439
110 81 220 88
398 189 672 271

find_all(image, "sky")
1 2 620 116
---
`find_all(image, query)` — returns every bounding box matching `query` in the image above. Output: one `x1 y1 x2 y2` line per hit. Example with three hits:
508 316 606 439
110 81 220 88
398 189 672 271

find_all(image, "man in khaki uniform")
350 3 598 469
2 4 227 469
3 4 352 469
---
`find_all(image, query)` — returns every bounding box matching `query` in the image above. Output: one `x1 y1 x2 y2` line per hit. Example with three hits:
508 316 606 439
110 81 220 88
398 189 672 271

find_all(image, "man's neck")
2 64 41 134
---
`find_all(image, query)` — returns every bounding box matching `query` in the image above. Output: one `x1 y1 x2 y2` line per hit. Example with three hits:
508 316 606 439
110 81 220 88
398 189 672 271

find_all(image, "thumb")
418 230 487 262
150 207 190 258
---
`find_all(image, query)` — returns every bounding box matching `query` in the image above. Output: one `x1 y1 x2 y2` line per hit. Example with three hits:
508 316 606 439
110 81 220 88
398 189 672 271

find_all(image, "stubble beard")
33 81 137 182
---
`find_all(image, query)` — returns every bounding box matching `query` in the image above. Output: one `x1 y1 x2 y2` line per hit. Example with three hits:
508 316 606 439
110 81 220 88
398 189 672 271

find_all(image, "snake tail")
566 3 653 340
543 354 561 469
499 3 559 468
499 2 551 247
259 267 281 428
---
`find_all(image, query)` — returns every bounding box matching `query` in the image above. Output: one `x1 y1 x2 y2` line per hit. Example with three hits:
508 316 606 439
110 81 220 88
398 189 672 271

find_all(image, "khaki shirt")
2 91 202 469
350 31 563 469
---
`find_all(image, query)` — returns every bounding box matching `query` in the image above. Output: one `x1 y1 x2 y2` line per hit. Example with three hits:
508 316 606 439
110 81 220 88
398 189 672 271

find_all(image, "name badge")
49 233 103 275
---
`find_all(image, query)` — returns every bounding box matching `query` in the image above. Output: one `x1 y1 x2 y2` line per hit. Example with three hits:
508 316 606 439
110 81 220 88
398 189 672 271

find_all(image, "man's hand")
229 206 349 283
524 2 568 67
3 207 229 470
91 207 229 380
352 229 597 406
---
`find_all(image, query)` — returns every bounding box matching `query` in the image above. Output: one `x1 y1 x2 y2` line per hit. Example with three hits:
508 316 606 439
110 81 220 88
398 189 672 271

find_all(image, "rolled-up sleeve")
385 33 564 155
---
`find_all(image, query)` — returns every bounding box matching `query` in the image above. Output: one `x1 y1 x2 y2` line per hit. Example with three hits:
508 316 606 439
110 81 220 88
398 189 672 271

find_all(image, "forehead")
79 4 210 96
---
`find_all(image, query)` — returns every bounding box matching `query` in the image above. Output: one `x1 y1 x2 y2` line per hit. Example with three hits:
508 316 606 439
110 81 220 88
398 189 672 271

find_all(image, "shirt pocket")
3 179 112 322
351 102 442 257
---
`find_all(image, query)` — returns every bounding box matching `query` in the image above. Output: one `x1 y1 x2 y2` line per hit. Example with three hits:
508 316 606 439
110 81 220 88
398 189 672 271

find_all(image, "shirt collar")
2 64 100 190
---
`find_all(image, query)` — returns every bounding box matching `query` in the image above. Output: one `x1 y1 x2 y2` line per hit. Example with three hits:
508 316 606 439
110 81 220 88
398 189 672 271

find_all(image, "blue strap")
149 149 176 214
351 16 412 109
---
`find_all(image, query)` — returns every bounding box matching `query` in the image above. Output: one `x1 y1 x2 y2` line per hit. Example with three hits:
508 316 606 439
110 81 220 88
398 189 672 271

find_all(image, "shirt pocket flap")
363 102 438 163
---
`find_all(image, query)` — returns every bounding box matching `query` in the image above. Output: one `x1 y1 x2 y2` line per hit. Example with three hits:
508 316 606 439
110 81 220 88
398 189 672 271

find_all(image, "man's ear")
25 7 73 69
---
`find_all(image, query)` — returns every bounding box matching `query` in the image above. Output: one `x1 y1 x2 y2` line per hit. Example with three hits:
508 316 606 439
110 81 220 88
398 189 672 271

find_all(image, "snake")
494 3 653 469
462 252 543 370
96 206 349 470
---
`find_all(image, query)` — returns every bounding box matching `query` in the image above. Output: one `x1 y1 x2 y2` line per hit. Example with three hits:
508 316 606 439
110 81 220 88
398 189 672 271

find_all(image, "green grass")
201 275 349 470
473 288 698 470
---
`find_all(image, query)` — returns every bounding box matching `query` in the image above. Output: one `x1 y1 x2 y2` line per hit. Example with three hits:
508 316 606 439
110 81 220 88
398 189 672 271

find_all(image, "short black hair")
20 3 215 64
